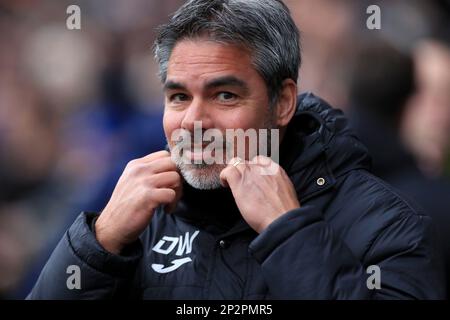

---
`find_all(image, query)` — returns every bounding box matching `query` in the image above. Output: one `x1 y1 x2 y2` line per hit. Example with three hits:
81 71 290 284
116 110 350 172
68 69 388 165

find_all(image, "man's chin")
179 164 225 190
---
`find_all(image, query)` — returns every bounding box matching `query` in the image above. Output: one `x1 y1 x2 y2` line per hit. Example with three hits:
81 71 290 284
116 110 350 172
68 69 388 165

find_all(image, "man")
28 0 445 299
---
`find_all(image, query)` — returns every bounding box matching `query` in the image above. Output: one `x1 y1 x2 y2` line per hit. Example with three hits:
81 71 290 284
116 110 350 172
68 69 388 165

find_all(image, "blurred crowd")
0 0 449 299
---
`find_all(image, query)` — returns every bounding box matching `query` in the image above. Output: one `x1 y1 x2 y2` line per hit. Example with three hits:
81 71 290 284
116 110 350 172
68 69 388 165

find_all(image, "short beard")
170 140 231 190
169 117 275 190
175 161 225 190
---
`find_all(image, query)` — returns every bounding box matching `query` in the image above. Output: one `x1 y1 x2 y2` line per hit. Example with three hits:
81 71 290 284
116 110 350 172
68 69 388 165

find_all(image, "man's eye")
217 92 237 102
170 93 189 103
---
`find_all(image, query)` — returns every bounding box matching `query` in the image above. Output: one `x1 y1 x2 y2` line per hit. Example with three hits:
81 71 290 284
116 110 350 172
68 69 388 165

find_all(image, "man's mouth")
183 144 224 162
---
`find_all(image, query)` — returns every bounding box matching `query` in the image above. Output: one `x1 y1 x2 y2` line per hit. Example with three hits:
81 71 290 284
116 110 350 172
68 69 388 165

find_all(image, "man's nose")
181 98 214 132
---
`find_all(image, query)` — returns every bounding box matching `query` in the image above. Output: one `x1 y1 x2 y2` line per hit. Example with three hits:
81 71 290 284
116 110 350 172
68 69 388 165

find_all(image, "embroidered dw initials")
151 230 199 273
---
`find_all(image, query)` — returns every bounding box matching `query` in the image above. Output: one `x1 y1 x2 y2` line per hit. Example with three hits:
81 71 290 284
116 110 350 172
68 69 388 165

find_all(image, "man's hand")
220 156 300 233
95 151 182 254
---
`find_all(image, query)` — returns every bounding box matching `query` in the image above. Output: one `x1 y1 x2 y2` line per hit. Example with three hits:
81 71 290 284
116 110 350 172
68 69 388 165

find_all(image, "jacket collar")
281 92 371 201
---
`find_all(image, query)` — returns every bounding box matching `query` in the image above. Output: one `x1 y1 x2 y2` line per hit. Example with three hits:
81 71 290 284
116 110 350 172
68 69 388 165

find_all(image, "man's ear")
274 79 297 127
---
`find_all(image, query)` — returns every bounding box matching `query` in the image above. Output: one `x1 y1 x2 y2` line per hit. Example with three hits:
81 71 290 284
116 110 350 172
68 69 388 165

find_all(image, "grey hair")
153 0 301 106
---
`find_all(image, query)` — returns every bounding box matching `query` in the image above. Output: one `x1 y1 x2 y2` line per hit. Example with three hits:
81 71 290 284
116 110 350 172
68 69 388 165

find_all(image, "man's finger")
251 155 272 166
230 157 247 172
152 188 177 205
149 156 178 174
164 184 183 214
251 155 280 176
140 150 171 163
220 157 245 187
220 166 239 187
149 171 181 189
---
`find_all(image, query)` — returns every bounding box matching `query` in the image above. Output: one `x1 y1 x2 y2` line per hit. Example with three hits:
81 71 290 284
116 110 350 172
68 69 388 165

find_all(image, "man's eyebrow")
164 81 186 92
164 76 249 93
205 76 249 93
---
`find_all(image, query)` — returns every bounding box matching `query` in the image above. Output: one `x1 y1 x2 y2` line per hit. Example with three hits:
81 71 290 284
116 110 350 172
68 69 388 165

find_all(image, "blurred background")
0 0 449 299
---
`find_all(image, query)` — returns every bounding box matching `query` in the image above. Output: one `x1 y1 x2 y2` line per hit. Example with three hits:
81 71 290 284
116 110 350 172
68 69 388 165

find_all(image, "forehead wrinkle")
167 66 245 89
169 59 244 73
166 41 258 93
169 41 252 68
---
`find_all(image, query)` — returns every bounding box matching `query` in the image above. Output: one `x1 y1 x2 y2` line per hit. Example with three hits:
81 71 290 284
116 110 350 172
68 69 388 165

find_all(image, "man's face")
163 39 275 189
